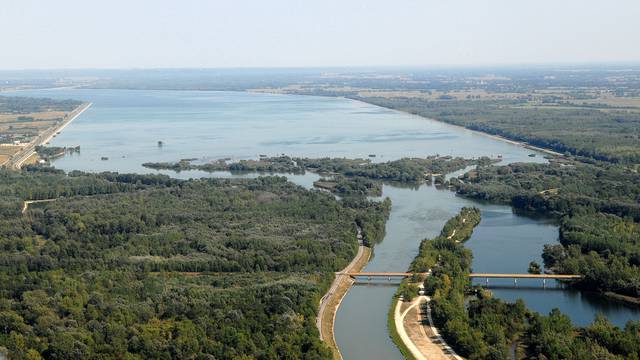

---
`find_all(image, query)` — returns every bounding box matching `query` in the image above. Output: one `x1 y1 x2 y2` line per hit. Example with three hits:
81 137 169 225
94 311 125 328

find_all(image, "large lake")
11 89 640 360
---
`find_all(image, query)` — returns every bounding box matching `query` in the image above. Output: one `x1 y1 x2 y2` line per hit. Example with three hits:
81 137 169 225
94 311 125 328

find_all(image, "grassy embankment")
387 207 480 359
387 295 417 360
321 246 372 360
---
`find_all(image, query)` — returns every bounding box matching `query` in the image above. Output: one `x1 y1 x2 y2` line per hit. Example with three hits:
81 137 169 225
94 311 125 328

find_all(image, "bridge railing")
341 272 582 280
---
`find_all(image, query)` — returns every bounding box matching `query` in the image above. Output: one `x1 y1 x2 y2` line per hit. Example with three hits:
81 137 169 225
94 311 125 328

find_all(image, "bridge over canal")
341 272 582 285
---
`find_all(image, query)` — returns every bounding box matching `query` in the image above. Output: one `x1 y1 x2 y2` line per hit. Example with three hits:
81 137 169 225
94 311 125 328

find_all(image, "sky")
2 0 640 69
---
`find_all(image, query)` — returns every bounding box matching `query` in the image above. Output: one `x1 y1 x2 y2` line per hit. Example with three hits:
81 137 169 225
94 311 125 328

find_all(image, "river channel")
11 88 640 360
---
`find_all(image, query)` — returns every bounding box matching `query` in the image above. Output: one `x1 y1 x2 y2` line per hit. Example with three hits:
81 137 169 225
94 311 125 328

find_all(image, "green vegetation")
543 213 640 297
143 156 305 174
397 282 420 302
527 261 542 274
453 162 640 220
313 176 382 197
386 296 417 360
452 162 640 300
0 96 84 146
142 155 487 182
412 207 504 358
0 168 390 359
0 96 81 114
299 156 489 182
350 197 391 247
34 146 80 161
412 208 640 359
522 311 640 359
352 96 640 164
142 155 488 209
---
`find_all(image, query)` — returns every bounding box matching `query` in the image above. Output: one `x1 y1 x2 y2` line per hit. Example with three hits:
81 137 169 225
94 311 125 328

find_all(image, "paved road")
395 296 430 360
7 102 92 169
395 281 463 360
316 227 365 340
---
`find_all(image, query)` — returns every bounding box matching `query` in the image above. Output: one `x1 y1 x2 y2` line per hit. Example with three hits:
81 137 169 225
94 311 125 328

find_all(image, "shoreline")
249 89 566 160
39 102 92 145
73 87 566 160
603 291 640 306
9 102 92 169
7 87 563 160
389 295 418 360
345 96 564 159
317 228 371 360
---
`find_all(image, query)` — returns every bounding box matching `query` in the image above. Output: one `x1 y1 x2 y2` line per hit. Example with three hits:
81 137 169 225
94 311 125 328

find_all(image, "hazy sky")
2 0 640 69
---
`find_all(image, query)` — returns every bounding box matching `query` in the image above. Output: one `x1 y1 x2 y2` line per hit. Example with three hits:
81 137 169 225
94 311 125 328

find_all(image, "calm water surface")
11 89 639 359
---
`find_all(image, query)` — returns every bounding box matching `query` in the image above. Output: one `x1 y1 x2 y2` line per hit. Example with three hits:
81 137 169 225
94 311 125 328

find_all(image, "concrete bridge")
468 273 582 280
341 272 582 285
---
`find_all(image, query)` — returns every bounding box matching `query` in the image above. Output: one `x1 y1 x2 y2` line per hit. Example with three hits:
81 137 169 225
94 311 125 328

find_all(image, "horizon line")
2 60 640 72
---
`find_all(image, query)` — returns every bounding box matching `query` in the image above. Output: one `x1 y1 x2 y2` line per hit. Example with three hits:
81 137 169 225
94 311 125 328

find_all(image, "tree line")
451 161 640 299
409 208 640 359
0 169 391 359
143 155 491 184
353 96 640 165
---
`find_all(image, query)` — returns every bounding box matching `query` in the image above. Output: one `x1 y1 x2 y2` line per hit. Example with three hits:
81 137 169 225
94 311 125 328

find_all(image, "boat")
368 154 376 157
101 156 109 161
528 153 536 157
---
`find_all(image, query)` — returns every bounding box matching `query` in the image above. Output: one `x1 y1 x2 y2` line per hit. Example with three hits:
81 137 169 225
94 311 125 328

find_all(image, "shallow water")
13 89 545 172
11 88 639 359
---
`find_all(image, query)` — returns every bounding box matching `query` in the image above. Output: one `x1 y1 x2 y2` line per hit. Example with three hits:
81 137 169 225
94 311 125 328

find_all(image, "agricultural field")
0 96 82 166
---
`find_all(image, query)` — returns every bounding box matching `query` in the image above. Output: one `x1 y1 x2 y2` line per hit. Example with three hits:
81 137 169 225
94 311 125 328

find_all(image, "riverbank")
387 208 479 360
397 207 488 358
317 228 372 360
388 295 417 360
388 208 480 360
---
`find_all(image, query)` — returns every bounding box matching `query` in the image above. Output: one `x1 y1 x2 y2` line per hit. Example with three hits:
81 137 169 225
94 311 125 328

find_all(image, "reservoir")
12 89 640 359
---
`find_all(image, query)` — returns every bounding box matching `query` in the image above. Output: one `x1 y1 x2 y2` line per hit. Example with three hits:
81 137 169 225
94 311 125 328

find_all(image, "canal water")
10 89 640 359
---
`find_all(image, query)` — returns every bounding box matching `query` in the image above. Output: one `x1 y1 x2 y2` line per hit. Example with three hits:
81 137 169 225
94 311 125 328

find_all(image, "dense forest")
411 208 640 359
453 162 640 220
450 161 640 300
354 96 640 165
0 168 390 359
544 213 640 298
313 176 382 197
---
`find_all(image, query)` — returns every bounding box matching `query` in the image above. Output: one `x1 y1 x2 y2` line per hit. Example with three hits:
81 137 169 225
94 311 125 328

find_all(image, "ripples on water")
12 89 639 359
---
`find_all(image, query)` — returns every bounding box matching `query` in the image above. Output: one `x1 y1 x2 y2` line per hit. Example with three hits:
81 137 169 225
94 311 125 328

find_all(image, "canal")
12 88 640 360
